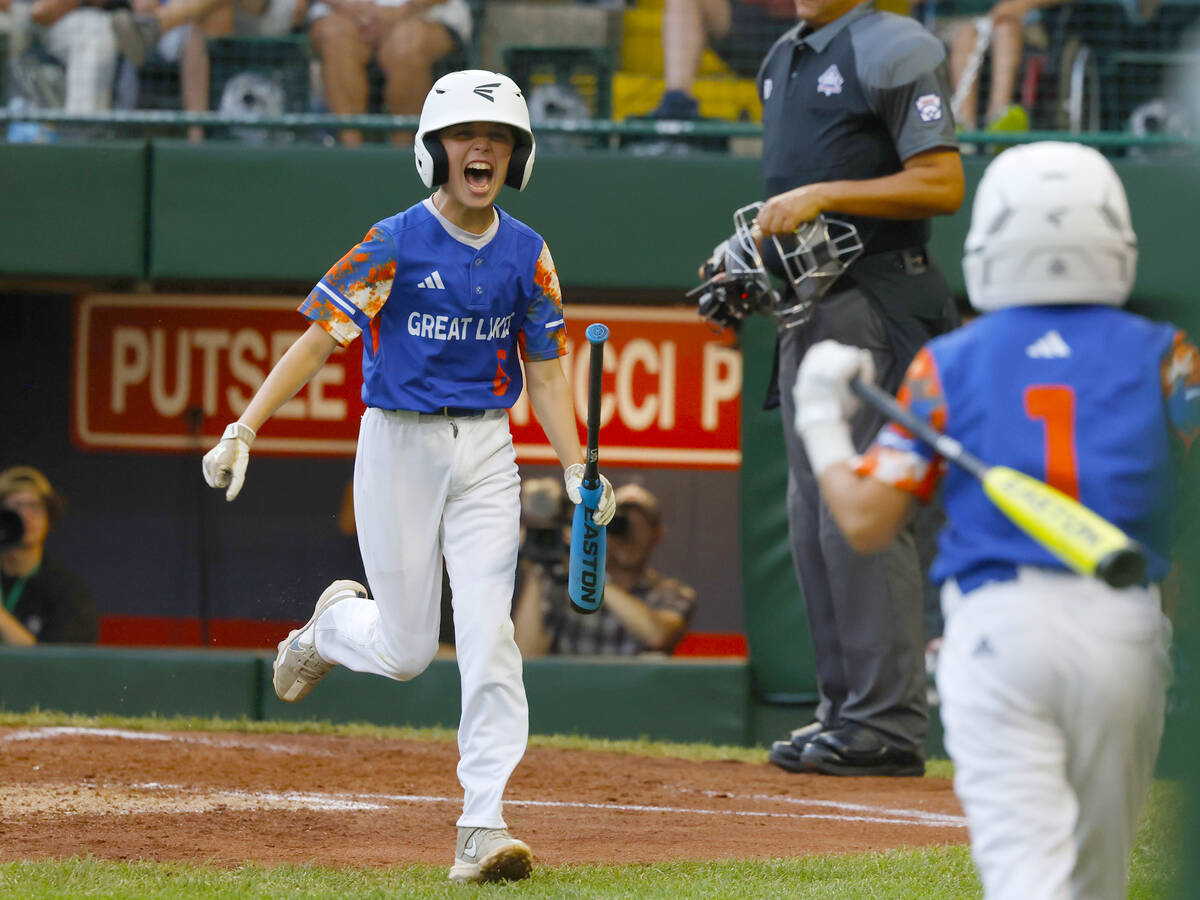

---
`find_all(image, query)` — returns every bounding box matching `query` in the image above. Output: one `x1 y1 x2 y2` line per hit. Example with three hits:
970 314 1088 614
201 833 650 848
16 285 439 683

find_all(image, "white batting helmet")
963 141 1137 311
414 70 536 191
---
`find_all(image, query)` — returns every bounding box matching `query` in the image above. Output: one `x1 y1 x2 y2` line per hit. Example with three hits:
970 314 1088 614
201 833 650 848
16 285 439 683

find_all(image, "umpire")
758 0 963 775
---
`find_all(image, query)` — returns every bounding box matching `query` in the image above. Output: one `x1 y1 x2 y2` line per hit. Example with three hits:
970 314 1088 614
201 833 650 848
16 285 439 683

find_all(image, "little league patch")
916 93 943 122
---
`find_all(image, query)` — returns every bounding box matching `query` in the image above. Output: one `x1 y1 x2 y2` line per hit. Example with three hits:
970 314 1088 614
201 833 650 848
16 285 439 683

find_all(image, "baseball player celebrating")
201 70 615 885
791 141 1197 899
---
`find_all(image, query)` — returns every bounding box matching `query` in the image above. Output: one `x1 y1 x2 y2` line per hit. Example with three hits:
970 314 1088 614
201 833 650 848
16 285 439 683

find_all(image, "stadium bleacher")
0 0 1195 151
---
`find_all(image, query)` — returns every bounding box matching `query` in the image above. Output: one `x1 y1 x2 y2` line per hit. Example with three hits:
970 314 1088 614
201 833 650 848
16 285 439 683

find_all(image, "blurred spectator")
336 474 357 540
0 466 98 645
1172 21 1200 134
3 0 118 119
648 0 795 120
514 481 696 657
933 0 1068 133
111 0 307 142
648 0 912 121
306 0 471 146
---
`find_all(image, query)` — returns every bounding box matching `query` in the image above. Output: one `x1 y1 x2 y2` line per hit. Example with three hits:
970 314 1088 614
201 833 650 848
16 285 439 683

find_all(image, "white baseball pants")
315 407 527 828
938 568 1172 900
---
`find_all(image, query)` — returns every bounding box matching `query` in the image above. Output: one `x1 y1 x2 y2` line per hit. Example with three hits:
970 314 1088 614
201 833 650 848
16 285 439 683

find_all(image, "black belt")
422 406 486 418
858 246 930 275
833 246 929 295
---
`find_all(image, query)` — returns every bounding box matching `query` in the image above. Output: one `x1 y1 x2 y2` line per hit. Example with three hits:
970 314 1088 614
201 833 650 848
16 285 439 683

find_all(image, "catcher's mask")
687 203 778 329
689 203 863 330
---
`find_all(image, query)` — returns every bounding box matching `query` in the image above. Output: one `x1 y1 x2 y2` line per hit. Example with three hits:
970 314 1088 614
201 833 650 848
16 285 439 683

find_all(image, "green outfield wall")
146 144 761 287
0 142 147 278
0 646 756 746
3 141 1198 306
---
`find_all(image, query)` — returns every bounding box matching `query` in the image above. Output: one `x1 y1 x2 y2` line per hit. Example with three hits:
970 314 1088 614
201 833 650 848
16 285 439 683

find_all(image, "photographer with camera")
0 466 98 645
513 481 696 658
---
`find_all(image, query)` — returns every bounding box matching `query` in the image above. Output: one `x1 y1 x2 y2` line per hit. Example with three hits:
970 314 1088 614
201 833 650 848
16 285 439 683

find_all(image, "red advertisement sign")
73 295 743 468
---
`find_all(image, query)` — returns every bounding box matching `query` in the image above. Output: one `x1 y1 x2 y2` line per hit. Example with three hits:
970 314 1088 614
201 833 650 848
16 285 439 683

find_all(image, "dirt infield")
0 727 967 869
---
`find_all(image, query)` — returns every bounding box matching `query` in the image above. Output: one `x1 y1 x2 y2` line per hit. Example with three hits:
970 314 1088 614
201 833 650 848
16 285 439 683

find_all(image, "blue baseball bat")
568 323 609 614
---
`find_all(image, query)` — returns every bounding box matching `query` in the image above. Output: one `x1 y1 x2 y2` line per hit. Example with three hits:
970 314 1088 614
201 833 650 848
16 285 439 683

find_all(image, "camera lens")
608 513 629 537
521 526 566 564
0 509 25 550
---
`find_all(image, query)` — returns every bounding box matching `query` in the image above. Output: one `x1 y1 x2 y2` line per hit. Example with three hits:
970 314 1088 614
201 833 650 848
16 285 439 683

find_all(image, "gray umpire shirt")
757 1 958 255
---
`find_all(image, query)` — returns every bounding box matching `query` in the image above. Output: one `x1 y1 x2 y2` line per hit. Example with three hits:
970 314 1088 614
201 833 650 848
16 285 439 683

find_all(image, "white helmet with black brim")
414 70 536 191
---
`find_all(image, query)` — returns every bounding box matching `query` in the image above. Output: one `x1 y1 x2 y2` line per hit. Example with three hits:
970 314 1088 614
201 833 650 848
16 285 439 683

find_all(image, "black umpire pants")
776 252 956 755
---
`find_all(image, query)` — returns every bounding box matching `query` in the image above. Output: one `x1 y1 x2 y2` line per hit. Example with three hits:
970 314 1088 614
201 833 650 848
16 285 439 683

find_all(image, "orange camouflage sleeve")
298 225 397 348
1162 329 1200 453
854 346 948 503
519 241 569 363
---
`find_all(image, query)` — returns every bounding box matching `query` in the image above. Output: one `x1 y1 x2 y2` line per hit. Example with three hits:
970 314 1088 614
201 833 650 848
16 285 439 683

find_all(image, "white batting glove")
793 341 876 477
564 463 616 526
202 422 256 501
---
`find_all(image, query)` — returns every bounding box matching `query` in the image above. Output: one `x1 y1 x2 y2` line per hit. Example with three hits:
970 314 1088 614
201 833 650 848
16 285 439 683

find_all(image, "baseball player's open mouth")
465 163 493 192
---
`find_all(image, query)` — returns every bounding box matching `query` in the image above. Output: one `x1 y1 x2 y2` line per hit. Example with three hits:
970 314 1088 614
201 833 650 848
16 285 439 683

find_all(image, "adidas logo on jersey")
1026 329 1071 359
418 270 446 290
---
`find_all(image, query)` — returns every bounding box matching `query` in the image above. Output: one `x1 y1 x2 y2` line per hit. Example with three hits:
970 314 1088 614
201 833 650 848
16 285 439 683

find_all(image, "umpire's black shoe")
800 724 925 777
767 721 826 773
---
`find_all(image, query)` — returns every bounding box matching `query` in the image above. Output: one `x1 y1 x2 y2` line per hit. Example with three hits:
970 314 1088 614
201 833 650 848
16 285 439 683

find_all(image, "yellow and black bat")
851 379 1147 589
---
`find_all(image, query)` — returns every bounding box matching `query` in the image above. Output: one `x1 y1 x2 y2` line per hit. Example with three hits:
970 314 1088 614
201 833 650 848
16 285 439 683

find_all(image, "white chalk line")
2 727 966 828
107 785 958 828
129 783 388 812
698 790 965 827
501 797 964 828
3 783 386 816
0 726 322 756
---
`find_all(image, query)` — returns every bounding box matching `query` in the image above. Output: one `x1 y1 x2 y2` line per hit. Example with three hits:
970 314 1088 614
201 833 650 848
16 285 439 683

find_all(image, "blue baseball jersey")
299 200 568 410
857 305 1200 585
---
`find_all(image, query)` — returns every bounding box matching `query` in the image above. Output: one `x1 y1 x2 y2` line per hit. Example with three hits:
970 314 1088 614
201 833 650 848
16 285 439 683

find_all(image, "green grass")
0 713 1181 898
0 852 981 899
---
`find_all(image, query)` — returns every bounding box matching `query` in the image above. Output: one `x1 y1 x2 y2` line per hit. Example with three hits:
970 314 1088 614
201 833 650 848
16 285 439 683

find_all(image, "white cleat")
272 579 367 702
448 827 533 884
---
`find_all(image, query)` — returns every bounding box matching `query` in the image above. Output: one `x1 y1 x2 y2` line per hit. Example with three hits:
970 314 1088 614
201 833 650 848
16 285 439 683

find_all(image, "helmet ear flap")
505 142 533 190
414 71 536 190
422 135 449 188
